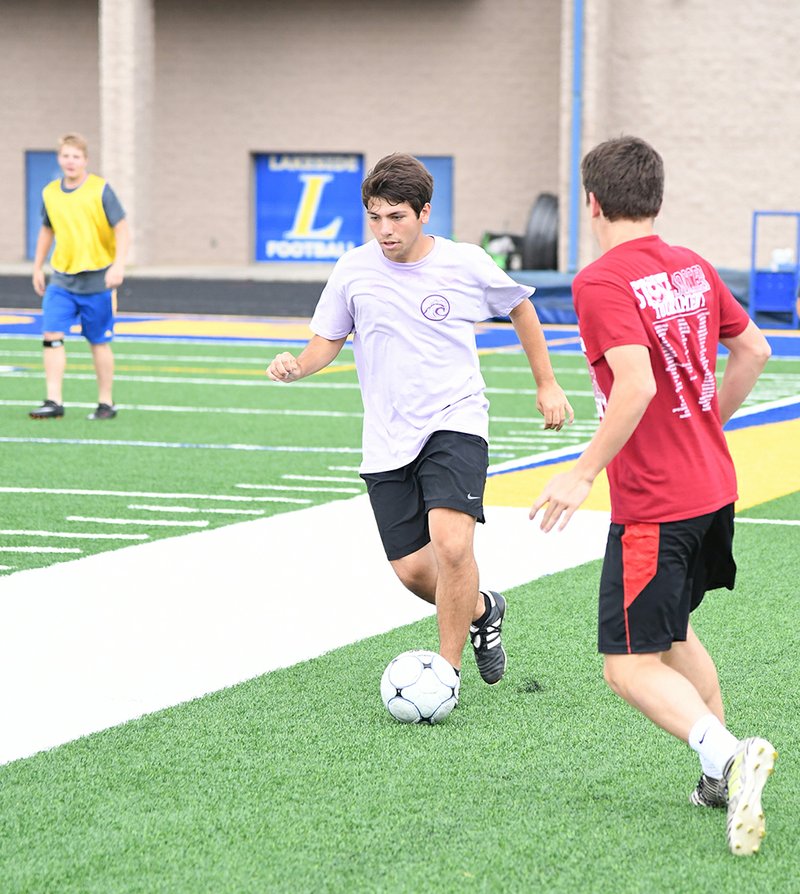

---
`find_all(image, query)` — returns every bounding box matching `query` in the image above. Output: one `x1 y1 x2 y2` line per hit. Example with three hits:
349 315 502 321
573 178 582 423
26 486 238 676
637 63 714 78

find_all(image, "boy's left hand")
536 382 574 431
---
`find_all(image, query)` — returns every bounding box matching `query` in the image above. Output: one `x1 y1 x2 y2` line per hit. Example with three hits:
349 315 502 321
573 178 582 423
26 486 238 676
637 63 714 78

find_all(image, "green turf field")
0 335 605 575
1 335 798 576
1 333 798 892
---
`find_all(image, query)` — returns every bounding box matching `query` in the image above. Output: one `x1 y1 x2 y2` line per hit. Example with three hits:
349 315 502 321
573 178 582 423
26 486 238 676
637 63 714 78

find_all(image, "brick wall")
2 0 797 271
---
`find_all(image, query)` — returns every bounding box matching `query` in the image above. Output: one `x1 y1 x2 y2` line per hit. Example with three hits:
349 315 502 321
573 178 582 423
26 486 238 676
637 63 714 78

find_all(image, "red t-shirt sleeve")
574 276 651 365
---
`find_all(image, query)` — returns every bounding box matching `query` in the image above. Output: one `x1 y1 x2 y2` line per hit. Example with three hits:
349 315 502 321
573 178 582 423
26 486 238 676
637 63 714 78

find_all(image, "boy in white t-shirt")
267 153 573 692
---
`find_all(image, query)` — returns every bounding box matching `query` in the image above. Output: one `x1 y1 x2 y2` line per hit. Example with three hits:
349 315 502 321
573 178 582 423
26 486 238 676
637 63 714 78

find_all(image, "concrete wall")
0 0 101 262
150 0 561 264
575 0 800 269
0 0 561 268
1 0 798 273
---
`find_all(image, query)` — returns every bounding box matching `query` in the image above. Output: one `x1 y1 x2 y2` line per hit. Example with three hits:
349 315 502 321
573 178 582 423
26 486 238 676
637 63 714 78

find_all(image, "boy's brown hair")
361 153 433 216
58 133 89 156
581 136 663 222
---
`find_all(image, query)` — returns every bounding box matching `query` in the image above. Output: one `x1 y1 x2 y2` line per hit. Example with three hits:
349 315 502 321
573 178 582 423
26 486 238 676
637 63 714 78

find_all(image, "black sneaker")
690 773 727 808
29 400 64 419
470 590 507 684
87 403 117 420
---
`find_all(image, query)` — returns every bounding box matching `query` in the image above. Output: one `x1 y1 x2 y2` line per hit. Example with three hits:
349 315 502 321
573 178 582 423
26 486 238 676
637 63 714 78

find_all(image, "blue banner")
254 153 364 262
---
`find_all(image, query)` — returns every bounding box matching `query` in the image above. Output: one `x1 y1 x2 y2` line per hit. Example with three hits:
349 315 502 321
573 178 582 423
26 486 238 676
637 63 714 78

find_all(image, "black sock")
472 591 493 627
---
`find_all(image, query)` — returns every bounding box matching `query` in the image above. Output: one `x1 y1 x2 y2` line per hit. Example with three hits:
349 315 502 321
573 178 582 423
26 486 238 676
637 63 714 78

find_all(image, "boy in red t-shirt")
530 136 777 856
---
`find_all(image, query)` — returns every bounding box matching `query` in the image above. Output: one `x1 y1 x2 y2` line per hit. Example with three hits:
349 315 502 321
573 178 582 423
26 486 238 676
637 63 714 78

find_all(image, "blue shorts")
42 283 115 344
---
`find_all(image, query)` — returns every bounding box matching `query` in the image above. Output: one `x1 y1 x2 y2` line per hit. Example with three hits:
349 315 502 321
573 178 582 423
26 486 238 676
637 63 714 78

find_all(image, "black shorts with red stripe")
597 504 736 655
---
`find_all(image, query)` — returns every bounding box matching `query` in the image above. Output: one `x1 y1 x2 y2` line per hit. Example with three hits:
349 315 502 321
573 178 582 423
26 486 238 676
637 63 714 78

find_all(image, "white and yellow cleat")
725 737 777 856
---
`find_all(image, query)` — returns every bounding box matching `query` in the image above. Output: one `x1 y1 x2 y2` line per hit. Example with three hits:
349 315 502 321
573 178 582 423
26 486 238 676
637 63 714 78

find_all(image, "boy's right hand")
32 269 46 296
267 352 301 382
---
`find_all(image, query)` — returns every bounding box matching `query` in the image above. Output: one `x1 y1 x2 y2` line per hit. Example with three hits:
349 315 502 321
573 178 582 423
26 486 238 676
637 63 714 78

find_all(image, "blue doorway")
25 151 60 260
417 155 453 239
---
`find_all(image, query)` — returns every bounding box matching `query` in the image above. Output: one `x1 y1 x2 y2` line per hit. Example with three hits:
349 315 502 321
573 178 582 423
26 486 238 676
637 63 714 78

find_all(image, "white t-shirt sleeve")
310 263 354 340
467 244 534 318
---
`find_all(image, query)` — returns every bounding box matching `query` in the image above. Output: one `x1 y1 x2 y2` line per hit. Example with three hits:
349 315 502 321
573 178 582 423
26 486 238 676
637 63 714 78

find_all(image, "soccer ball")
380 650 459 724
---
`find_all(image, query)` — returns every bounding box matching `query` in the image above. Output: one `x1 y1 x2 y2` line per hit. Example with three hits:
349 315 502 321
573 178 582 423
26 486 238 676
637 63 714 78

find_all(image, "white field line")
128 504 265 516
736 517 800 526
487 394 800 476
0 546 82 553
500 419 599 429
492 435 588 445
0 348 593 376
281 474 363 483
66 516 209 528
0 529 149 541
488 441 594 475
0 399 593 426
0 486 312 504
328 465 361 472
235 482 362 494
0 565 12 570
1 371 595 397
0 349 274 364
0 400 363 418
479 365 589 374
724 394 800 418
0 437 361 455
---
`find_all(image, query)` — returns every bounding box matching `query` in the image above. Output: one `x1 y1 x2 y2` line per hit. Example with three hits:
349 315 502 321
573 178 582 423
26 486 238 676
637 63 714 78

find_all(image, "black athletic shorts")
597 504 736 655
360 430 489 561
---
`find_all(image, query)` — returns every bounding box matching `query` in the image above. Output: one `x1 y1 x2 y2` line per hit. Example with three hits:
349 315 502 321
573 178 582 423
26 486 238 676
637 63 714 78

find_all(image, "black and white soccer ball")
380 649 459 724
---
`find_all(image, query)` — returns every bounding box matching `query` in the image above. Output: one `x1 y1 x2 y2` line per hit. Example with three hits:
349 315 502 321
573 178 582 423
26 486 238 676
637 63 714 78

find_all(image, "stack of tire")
521 193 558 271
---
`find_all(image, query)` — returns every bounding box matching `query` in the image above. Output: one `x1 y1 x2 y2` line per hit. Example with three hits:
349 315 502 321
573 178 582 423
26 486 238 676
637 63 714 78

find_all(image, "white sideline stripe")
235 482 362 494
0 496 611 766
0 529 149 541
0 486 313 504
66 516 210 529
727 394 800 417
488 441 594 474
0 437 361 455
328 465 361 472
0 565 12 570
0 546 82 554
736 517 800 526
128 504 265 516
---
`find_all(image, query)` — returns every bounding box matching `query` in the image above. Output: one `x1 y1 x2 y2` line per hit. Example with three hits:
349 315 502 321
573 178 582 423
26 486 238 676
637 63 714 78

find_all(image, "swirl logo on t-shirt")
420 294 450 321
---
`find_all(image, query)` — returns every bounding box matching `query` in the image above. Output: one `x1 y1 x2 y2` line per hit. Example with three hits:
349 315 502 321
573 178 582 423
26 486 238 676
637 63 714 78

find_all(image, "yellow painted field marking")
0 315 35 325
114 319 316 340
485 465 610 511
485 417 800 513
729 418 800 510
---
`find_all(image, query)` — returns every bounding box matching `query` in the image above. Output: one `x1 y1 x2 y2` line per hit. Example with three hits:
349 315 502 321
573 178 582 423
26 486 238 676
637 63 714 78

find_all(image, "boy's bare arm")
509 299 574 429
267 334 348 382
718 320 772 425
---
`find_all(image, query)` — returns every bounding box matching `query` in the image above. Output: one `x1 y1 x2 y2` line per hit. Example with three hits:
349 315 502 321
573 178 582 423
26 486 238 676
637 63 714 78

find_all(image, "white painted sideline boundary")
0 495 610 766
